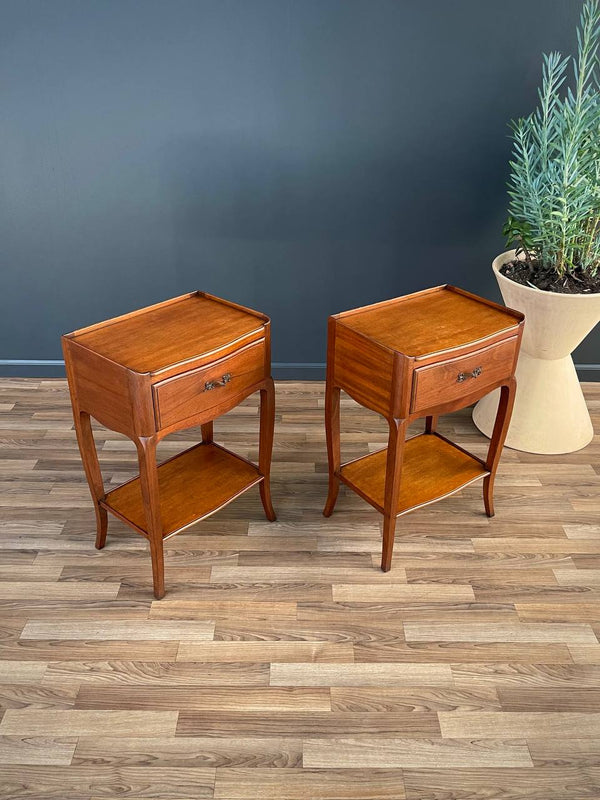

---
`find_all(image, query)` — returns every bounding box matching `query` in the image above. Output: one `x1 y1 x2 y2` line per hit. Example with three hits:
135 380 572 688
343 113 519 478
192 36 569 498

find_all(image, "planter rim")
493 249 600 301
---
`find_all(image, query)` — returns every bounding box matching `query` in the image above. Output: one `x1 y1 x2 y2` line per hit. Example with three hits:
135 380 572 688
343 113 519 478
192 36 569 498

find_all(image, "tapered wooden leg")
201 421 214 443
94 499 108 550
382 514 400 573
136 436 165 599
483 378 517 518
323 383 341 517
425 415 438 434
258 378 276 522
482 475 494 518
72 411 108 549
381 417 407 571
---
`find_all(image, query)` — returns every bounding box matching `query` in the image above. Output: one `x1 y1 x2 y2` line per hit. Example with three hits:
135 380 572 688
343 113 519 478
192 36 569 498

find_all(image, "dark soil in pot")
500 258 600 294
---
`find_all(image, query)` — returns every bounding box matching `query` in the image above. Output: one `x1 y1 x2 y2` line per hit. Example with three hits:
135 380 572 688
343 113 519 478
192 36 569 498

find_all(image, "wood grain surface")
336 287 519 358
68 292 266 374
0 378 598 798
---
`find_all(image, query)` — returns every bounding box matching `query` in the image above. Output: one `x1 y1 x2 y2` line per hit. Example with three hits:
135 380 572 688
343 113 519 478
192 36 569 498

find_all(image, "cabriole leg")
201 421 214 443
483 379 517 518
380 417 407 571
425 415 438 434
323 383 341 517
258 378 276 522
136 436 165 599
73 411 108 549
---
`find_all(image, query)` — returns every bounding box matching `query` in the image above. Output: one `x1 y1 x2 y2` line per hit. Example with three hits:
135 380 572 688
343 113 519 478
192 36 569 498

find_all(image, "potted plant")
473 0 600 454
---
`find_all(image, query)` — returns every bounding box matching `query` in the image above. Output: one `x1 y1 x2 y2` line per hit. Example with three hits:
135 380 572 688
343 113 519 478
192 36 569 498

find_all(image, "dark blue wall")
1 0 597 378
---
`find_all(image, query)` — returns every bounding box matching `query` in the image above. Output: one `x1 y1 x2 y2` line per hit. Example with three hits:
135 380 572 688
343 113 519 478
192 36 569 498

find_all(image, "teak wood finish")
62 292 276 598
0 378 599 799
324 286 524 571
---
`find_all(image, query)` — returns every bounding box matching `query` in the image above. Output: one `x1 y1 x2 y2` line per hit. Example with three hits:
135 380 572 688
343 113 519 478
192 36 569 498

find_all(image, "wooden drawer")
153 339 266 429
411 336 518 414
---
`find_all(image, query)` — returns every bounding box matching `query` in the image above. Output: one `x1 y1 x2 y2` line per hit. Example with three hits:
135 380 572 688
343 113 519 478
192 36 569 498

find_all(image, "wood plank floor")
0 377 599 799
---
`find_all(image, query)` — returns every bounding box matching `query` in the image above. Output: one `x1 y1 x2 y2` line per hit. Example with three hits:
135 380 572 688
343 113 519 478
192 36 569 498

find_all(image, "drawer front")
411 336 518 414
153 339 266 429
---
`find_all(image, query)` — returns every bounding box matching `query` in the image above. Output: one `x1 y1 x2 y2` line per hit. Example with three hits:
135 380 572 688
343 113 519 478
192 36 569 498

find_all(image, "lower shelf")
339 433 489 517
101 442 262 538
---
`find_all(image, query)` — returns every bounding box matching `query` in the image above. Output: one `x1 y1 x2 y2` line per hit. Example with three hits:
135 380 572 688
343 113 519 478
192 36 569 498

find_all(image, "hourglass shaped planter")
473 250 600 454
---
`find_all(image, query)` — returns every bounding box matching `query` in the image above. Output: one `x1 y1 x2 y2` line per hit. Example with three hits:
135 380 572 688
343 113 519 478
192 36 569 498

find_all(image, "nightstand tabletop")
336 285 521 358
68 292 267 374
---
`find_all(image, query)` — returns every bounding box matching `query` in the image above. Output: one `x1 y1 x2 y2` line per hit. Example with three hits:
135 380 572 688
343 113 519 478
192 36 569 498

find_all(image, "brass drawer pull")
457 366 482 383
204 373 231 391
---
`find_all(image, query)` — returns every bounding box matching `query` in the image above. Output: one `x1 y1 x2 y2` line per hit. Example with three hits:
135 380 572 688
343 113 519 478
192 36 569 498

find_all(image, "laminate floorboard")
0 378 598 798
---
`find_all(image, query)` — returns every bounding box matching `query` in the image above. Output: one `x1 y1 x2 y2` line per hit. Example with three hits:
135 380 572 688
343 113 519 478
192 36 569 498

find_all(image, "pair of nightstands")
63 287 523 597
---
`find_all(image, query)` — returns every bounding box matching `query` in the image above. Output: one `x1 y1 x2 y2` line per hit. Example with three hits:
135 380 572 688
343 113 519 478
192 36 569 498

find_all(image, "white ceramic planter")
473 249 600 454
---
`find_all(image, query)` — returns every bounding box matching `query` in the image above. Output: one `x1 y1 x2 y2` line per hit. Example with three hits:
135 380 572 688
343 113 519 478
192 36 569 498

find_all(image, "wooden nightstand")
323 285 524 571
62 292 276 598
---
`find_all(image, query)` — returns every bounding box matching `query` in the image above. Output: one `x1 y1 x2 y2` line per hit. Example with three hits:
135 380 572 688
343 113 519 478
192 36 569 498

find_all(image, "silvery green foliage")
505 0 600 278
